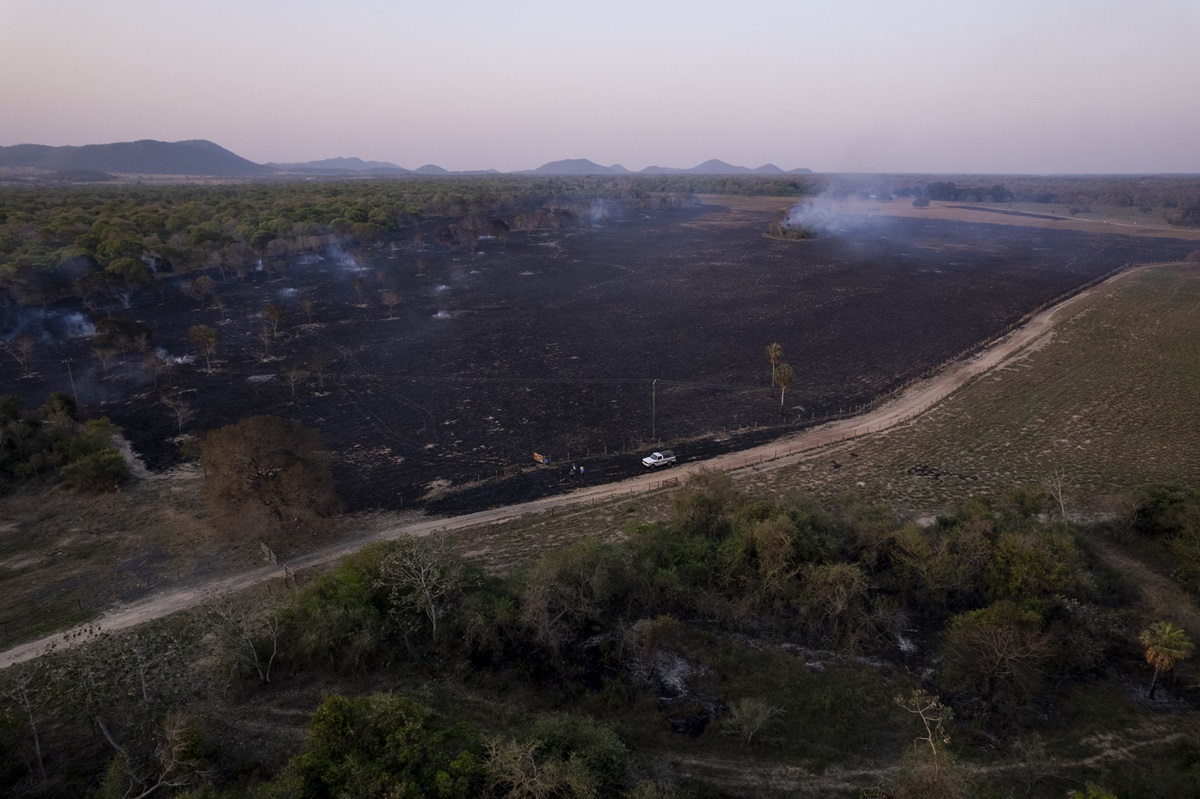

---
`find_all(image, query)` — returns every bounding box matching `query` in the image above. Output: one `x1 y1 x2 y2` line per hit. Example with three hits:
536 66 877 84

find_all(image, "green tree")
262 303 285 337
939 601 1051 718
764 342 783 388
1139 621 1194 699
291 693 483 799
1067 783 1119 799
187 325 221 371
485 714 628 799
517 539 633 659
775 362 795 416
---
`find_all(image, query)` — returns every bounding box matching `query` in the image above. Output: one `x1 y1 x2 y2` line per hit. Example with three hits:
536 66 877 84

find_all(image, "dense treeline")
818 174 1200 215
6 471 1200 797
0 392 129 493
0 175 816 305
6 173 1197 311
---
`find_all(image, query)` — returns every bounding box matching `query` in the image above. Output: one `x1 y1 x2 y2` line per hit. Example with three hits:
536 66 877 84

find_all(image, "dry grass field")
743 262 1200 516
703 194 1200 241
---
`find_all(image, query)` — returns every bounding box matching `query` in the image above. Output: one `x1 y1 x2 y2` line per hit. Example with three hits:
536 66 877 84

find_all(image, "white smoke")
590 199 613 225
781 199 855 237
155 346 193 365
58 312 96 338
326 243 363 272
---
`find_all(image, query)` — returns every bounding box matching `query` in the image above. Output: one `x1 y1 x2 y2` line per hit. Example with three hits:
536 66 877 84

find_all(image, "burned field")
4 201 1195 514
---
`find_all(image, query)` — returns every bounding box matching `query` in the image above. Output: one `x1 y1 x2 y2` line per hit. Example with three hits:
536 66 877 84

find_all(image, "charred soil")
4 202 1195 514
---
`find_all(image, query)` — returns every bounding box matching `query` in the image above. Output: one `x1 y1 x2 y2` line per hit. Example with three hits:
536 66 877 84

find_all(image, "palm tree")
775 363 794 416
1139 620 1194 698
764 342 783 389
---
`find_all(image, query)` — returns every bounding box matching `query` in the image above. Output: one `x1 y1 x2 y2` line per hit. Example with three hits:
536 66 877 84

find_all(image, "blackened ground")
5 203 1195 514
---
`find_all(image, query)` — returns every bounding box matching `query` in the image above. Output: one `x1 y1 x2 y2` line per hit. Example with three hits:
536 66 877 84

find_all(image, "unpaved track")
0 264 1161 671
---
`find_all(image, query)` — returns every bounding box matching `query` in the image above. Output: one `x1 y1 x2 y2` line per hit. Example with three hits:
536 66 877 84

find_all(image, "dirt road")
0 263 1154 671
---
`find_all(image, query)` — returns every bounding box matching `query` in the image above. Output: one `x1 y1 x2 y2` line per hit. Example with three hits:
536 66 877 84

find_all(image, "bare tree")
381 289 401 319
262 303 285 337
143 351 170 390
257 322 273 358
2 670 47 783
93 346 121 379
351 274 366 304
280 360 308 402
308 351 334 392
160 393 195 435
723 697 782 746
5 334 36 377
301 297 316 324
895 689 953 772
1044 467 1071 518
206 593 281 684
194 276 217 308
106 713 214 799
376 534 475 645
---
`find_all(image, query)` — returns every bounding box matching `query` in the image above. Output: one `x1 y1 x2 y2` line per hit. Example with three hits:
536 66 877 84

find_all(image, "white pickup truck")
641 450 676 468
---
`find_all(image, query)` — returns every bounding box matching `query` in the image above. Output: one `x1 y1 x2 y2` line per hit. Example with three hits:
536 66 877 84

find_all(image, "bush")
486 714 630 799
58 447 128 492
288 693 483 799
0 394 130 493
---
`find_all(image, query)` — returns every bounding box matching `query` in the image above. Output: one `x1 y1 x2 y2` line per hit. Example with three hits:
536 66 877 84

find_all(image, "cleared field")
746 263 1200 515
703 194 1200 241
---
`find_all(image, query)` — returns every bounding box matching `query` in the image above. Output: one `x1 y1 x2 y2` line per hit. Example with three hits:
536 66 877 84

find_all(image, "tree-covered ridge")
0 175 811 289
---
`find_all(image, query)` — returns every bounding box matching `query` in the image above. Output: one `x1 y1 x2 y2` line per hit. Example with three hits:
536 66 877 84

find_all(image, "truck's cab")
641 450 676 468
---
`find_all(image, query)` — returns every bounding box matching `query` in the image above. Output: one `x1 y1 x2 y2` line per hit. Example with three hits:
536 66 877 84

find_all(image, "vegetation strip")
0 259 1170 672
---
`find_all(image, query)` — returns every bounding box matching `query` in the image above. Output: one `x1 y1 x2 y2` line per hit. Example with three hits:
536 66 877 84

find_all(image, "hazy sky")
2 0 1198 173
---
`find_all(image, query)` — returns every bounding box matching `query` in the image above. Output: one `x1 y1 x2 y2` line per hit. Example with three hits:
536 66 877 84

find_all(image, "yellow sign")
533 452 545 464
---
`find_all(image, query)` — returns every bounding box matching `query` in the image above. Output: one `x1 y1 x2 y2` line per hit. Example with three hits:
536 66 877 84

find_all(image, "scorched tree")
200 415 341 545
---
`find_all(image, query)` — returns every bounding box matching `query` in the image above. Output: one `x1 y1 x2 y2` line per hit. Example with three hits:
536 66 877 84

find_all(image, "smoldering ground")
1 203 1194 514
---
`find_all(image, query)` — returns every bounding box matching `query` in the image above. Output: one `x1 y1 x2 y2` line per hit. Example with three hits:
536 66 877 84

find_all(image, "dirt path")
658 716 1183 796
0 264 1163 671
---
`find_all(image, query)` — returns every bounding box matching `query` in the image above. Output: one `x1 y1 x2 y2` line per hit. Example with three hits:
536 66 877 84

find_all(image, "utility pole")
652 378 657 442
63 359 77 404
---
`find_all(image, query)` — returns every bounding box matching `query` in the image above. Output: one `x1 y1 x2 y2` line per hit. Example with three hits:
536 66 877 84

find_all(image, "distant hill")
0 139 272 176
640 159 811 175
0 139 813 179
268 156 411 174
529 159 631 175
